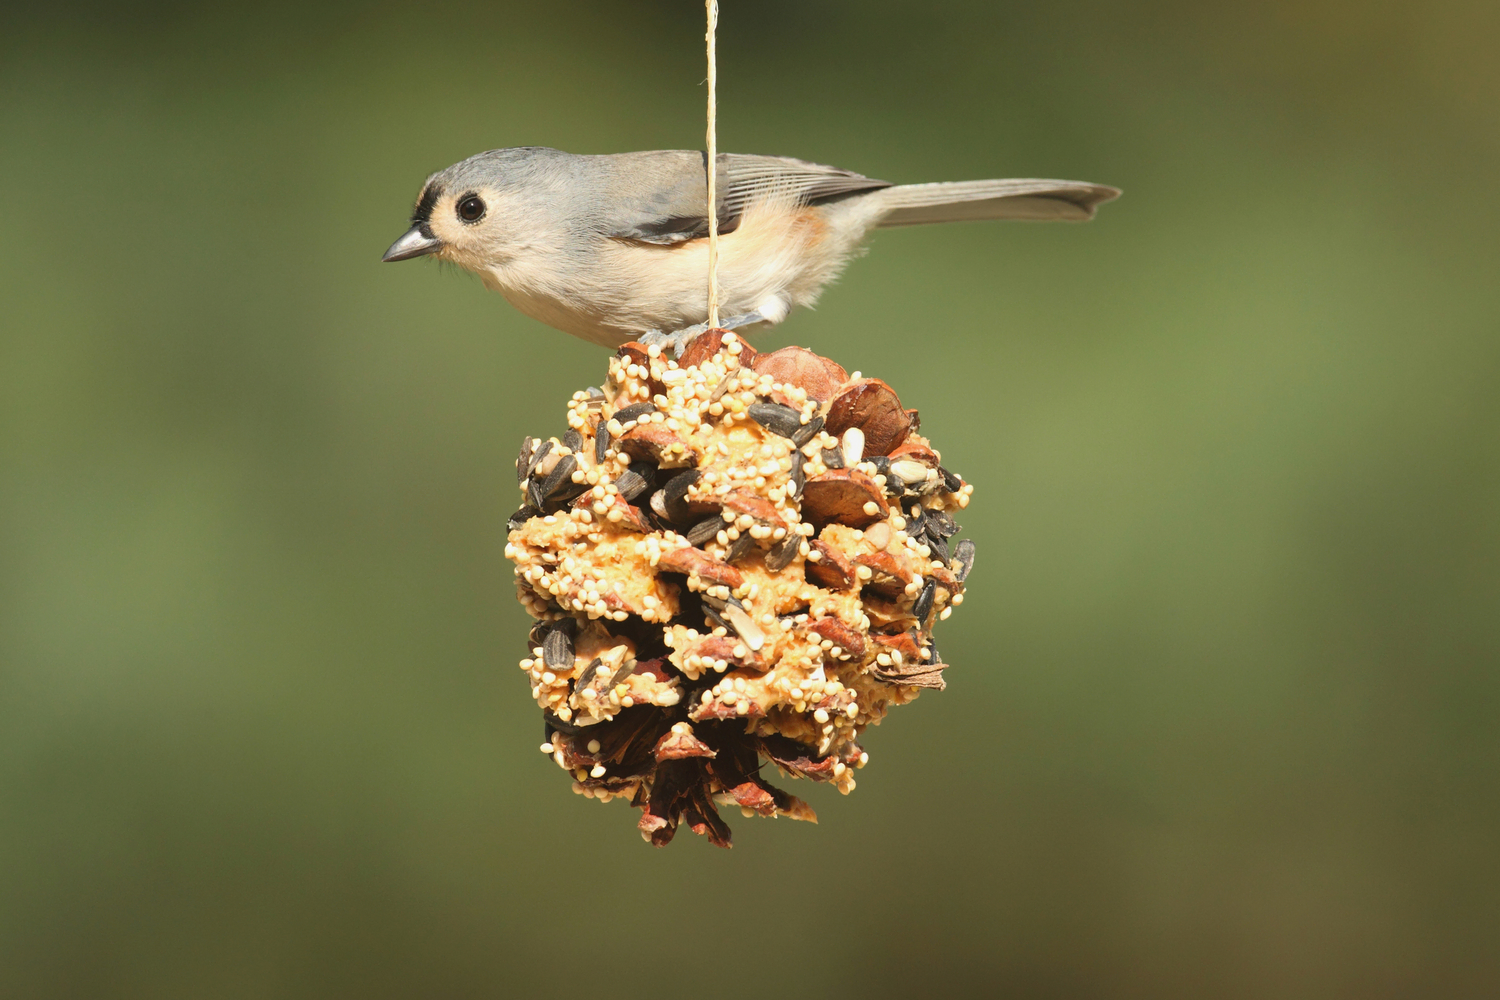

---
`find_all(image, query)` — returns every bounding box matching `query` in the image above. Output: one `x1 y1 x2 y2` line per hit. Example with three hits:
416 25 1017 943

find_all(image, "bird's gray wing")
602 152 892 245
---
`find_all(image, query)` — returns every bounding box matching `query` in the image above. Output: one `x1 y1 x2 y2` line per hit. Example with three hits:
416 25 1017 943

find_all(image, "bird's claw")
639 326 700 357
639 312 771 358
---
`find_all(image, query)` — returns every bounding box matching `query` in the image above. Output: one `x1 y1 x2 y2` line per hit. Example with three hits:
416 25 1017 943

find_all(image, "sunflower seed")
939 466 963 492
765 532 800 571
903 504 925 538
702 604 730 632
526 440 553 480
659 468 702 522
507 506 541 531
926 509 957 538
543 709 582 736
527 477 545 511
951 539 976 582
530 617 576 648
517 437 536 484
869 455 891 477
912 578 936 623
926 531 950 565
573 657 604 692
539 454 577 503
791 415 825 449
562 429 583 454
613 462 653 501
595 425 611 463
612 402 655 425
748 402 804 439
821 447 845 470
543 627 574 670
788 456 806 498
606 658 636 690
686 517 723 547
649 489 670 522
725 532 755 564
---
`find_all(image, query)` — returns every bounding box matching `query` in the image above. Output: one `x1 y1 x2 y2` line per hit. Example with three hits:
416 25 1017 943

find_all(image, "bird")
382 146 1119 352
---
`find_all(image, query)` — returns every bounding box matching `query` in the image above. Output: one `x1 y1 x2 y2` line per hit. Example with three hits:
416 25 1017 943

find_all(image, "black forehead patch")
411 184 442 225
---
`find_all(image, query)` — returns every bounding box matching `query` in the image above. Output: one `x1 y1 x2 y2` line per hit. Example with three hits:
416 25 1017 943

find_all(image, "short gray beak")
382 226 443 262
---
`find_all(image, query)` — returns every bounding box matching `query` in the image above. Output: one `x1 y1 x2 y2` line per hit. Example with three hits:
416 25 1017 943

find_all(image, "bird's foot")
639 311 771 358
638 327 694 356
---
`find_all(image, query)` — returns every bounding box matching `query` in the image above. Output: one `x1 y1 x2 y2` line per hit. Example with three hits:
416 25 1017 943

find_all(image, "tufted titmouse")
383 147 1119 350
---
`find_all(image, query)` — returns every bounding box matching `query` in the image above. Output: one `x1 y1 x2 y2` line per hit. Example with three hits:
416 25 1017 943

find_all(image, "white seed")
891 459 930 484
841 427 865 466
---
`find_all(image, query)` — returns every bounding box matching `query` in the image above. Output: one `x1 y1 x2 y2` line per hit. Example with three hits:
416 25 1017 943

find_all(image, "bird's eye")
456 195 486 223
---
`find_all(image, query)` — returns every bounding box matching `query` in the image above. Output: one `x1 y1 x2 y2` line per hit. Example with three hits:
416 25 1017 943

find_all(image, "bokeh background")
3 0 1498 996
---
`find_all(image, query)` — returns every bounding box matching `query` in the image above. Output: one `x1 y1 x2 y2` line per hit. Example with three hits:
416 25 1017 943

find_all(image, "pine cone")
505 331 976 847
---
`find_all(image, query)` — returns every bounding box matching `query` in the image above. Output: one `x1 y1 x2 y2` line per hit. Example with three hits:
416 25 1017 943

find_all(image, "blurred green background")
3 0 1497 996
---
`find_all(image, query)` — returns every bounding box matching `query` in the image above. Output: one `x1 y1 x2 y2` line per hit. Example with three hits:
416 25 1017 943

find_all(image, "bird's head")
382 147 563 273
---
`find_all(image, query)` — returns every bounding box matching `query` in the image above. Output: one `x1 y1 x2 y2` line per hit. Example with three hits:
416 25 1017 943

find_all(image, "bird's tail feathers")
874 179 1120 226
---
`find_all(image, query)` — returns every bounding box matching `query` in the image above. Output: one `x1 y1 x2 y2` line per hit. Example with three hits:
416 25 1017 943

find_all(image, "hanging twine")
705 0 721 329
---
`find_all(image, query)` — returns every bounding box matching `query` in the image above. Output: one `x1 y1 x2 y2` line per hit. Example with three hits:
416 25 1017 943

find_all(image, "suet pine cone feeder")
505 331 976 847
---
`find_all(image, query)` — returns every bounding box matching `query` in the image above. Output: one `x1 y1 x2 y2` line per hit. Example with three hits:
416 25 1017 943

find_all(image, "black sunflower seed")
700 592 747 613
648 489 670 522
613 467 650 502
526 440 553 480
747 402 803 439
659 468 702 522
662 468 701 506
562 429 583 454
529 616 576 649
869 455 891 478
573 657 604 692
912 578 936 624
605 659 636 690
543 627 574 670
789 456 806 498
595 426 611 464
539 454 577 503
765 532 800 571
507 506 541 531
939 466 963 492
725 532 755 564
686 516 724 547
543 709 583 736
527 477 545 511
703 604 729 632
517 437 536 485
612 402 655 424
821 447 844 470
791 415 825 449
951 539 976 582
926 509 957 538
926 531 950 565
